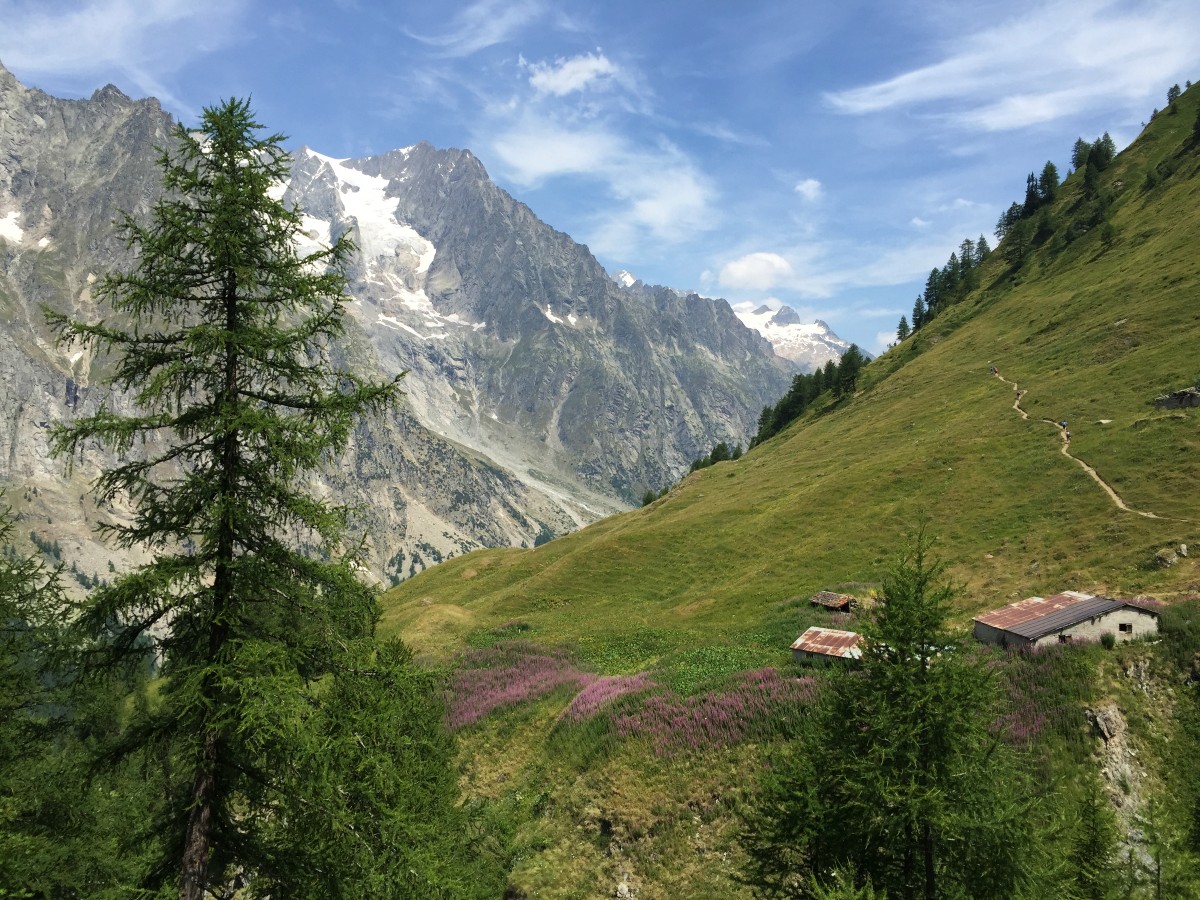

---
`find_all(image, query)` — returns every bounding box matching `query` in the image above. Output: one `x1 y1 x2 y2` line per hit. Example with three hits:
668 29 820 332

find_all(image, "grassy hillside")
384 95 1199 659
380 87 1200 897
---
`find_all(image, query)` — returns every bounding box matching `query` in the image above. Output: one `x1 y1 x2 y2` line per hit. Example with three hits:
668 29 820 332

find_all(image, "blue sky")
2 0 1197 353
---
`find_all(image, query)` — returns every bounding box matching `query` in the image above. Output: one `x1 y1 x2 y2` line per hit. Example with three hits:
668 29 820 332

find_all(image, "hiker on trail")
1065 430 1071 442
1060 420 1067 429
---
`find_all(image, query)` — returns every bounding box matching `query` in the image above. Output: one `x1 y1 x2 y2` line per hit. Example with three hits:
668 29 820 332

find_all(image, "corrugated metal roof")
1005 596 1130 639
973 591 1094 630
791 626 862 659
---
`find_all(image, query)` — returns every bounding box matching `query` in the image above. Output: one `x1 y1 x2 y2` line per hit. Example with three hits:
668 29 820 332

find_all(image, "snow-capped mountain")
734 304 858 372
0 63 790 584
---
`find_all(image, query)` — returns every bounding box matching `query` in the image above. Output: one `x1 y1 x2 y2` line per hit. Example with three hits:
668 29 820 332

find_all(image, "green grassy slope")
378 88 1200 899
383 90 1199 664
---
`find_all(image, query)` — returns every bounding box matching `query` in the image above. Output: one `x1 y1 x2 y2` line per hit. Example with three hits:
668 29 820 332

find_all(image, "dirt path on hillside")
991 372 1161 519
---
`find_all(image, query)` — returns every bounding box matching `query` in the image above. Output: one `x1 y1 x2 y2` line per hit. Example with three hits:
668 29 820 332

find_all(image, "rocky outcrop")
1153 386 1200 409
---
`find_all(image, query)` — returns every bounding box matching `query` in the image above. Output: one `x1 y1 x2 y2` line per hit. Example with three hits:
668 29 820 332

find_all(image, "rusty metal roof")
974 591 1158 641
973 591 1095 630
791 626 862 659
1005 596 1127 640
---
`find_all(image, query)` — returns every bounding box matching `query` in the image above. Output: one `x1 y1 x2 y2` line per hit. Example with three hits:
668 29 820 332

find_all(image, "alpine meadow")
0 34 1199 900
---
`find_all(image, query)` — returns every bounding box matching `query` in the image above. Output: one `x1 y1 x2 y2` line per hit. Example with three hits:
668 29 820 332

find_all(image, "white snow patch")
542 306 563 324
613 269 638 288
267 178 288 201
69 350 84 365
0 211 23 244
37 237 51 249
86 273 97 284
295 214 332 257
567 314 578 326
305 149 436 276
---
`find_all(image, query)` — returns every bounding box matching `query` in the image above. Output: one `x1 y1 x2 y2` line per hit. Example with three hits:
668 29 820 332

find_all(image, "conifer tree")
897 315 910 342
744 529 1039 899
1038 161 1060 204
836 345 865 397
47 99 485 897
1069 779 1119 900
975 234 991 264
912 295 926 330
1072 138 1092 171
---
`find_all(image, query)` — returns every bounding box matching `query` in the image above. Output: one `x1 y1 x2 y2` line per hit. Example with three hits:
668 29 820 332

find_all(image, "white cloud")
491 119 623 182
406 0 544 57
527 51 618 96
710 221 989 308
873 330 897 355
794 178 822 202
0 0 246 107
718 252 795 292
488 114 716 255
910 216 931 228
825 0 1200 131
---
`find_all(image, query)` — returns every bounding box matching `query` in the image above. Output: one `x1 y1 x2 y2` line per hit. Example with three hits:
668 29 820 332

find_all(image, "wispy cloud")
406 0 544 58
489 113 715 255
0 0 246 109
826 0 1200 131
525 51 618 96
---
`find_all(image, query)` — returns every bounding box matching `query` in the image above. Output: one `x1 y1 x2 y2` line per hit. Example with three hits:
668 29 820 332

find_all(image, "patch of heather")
558 672 657 724
611 668 817 757
447 642 586 730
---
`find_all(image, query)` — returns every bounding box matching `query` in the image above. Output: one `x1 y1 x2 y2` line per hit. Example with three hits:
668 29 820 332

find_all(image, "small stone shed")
791 626 862 663
973 591 1159 649
809 590 855 613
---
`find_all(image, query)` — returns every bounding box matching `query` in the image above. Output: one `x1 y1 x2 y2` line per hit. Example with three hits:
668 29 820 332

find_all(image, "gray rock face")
0 62 788 583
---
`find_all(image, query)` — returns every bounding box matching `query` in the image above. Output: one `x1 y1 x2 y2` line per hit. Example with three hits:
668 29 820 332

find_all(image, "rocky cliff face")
0 63 789 583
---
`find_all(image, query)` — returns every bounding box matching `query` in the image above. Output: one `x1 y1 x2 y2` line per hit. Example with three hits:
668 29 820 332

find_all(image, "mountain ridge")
0 62 790 583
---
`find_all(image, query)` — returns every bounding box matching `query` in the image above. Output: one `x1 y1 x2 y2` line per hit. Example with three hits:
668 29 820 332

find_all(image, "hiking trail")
991 371 1161 519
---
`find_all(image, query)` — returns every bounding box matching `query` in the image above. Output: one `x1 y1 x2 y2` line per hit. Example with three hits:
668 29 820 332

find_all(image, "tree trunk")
180 727 220 900
923 821 936 900
903 822 915 900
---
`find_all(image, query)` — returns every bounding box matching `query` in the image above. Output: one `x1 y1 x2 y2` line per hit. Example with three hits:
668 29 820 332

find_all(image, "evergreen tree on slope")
744 529 1041 899
49 99 493 898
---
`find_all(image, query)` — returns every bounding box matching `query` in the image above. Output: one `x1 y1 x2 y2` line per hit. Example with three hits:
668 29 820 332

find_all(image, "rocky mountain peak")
0 64 790 586
89 83 131 106
769 305 802 326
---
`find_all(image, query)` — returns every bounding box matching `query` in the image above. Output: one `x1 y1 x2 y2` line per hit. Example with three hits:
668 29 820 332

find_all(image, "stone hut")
973 591 1159 649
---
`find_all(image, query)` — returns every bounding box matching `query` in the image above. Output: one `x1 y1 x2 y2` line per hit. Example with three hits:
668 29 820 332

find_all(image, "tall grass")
992 643 1098 764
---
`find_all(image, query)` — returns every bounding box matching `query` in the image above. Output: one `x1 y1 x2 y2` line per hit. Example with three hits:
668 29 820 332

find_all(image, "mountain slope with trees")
377 82 1200 897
